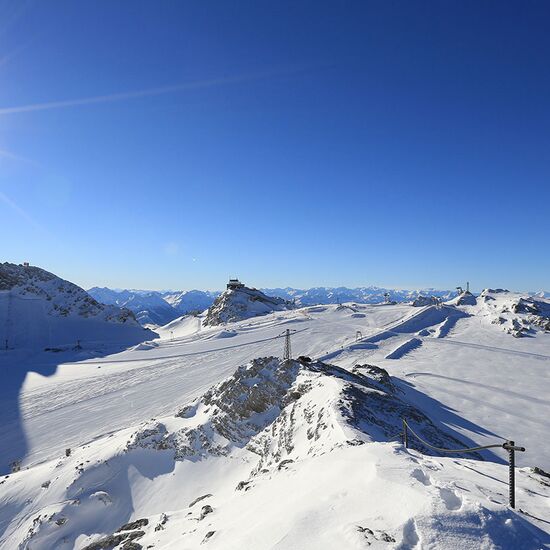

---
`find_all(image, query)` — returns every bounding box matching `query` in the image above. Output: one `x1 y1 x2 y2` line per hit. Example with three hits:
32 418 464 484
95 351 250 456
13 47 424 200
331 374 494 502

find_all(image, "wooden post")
402 419 408 448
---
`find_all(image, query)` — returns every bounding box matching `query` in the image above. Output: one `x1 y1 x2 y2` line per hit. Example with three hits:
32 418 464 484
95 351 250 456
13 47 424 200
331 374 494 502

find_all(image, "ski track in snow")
2 292 550 549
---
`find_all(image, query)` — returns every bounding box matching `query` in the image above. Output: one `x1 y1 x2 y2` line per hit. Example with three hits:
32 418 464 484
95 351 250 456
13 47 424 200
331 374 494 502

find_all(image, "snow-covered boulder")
204 284 293 326
447 290 477 306
412 295 440 307
126 357 475 466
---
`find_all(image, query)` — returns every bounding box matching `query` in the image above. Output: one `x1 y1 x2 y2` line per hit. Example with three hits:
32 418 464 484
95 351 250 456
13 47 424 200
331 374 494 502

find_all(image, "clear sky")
0 1 549 292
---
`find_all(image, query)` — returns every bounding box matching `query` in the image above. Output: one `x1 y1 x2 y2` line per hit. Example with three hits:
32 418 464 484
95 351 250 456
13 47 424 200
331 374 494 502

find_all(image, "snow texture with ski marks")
1 285 550 548
1 356 549 549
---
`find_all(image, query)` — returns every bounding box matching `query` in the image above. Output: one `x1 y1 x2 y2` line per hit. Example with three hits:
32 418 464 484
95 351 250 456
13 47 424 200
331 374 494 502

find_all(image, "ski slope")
2 301 549 472
1 295 550 548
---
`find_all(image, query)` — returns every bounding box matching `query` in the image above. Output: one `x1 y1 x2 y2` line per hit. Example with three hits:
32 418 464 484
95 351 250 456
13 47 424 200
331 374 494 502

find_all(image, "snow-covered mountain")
87 287 181 326
4 276 550 548
203 283 293 326
88 285 462 327
0 263 153 350
163 289 220 315
262 286 458 305
88 287 219 327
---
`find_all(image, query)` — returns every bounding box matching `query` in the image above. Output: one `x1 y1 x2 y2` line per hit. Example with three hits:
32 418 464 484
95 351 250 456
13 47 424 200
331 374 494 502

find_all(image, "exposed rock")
189 494 213 508
412 295 440 307
199 505 213 520
0 262 137 324
117 518 149 532
204 284 293 326
82 530 145 550
202 531 215 543
353 364 396 394
127 357 478 474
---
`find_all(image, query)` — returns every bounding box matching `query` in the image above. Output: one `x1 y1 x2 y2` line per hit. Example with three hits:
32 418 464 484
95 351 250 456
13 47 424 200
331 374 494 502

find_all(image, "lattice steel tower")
283 328 292 362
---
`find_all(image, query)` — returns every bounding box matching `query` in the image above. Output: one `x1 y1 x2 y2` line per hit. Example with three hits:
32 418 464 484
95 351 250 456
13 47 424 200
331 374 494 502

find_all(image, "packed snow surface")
1 285 550 548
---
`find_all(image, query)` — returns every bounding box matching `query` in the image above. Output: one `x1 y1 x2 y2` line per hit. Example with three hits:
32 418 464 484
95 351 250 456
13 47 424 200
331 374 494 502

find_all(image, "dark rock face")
199 505 213 520
117 518 149 532
82 530 145 550
353 364 396 394
189 494 213 507
127 356 481 474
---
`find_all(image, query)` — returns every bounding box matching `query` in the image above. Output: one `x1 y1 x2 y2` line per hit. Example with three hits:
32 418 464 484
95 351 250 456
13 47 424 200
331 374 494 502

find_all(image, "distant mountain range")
262 286 459 306
87 287 219 326
87 285 464 327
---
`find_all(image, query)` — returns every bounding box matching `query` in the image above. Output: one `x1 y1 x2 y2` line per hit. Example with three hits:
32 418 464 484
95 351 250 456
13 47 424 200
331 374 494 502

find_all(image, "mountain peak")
204 281 293 326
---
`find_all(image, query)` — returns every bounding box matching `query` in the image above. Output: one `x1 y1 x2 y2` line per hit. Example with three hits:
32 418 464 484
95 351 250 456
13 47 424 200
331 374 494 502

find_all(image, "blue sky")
0 1 549 292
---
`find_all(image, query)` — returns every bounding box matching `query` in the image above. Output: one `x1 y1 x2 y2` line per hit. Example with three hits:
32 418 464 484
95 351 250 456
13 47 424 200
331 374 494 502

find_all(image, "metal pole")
503 440 524 508
508 440 515 509
403 419 408 448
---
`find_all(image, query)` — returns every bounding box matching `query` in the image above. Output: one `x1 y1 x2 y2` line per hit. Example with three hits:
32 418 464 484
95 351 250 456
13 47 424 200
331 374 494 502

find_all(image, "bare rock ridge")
203 281 294 326
128 356 475 466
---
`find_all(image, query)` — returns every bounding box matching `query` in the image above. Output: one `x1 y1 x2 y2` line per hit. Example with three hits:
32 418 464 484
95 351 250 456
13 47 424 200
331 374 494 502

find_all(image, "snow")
88 285 465 327
203 285 293 326
1 278 550 549
87 288 220 327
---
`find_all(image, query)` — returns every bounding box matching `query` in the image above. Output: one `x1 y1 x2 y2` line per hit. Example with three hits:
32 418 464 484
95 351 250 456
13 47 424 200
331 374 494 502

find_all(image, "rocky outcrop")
1 262 137 324
412 295 440 307
203 285 293 326
127 356 476 470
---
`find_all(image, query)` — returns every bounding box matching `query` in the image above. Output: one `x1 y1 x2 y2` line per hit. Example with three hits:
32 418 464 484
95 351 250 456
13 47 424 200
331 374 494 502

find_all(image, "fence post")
508 440 515 508
503 440 525 509
402 419 408 449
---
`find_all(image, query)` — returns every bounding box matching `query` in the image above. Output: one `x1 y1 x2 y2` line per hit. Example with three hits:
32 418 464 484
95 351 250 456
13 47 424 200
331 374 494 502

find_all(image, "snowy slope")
1 357 549 549
0 263 153 350
1 291 550 548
